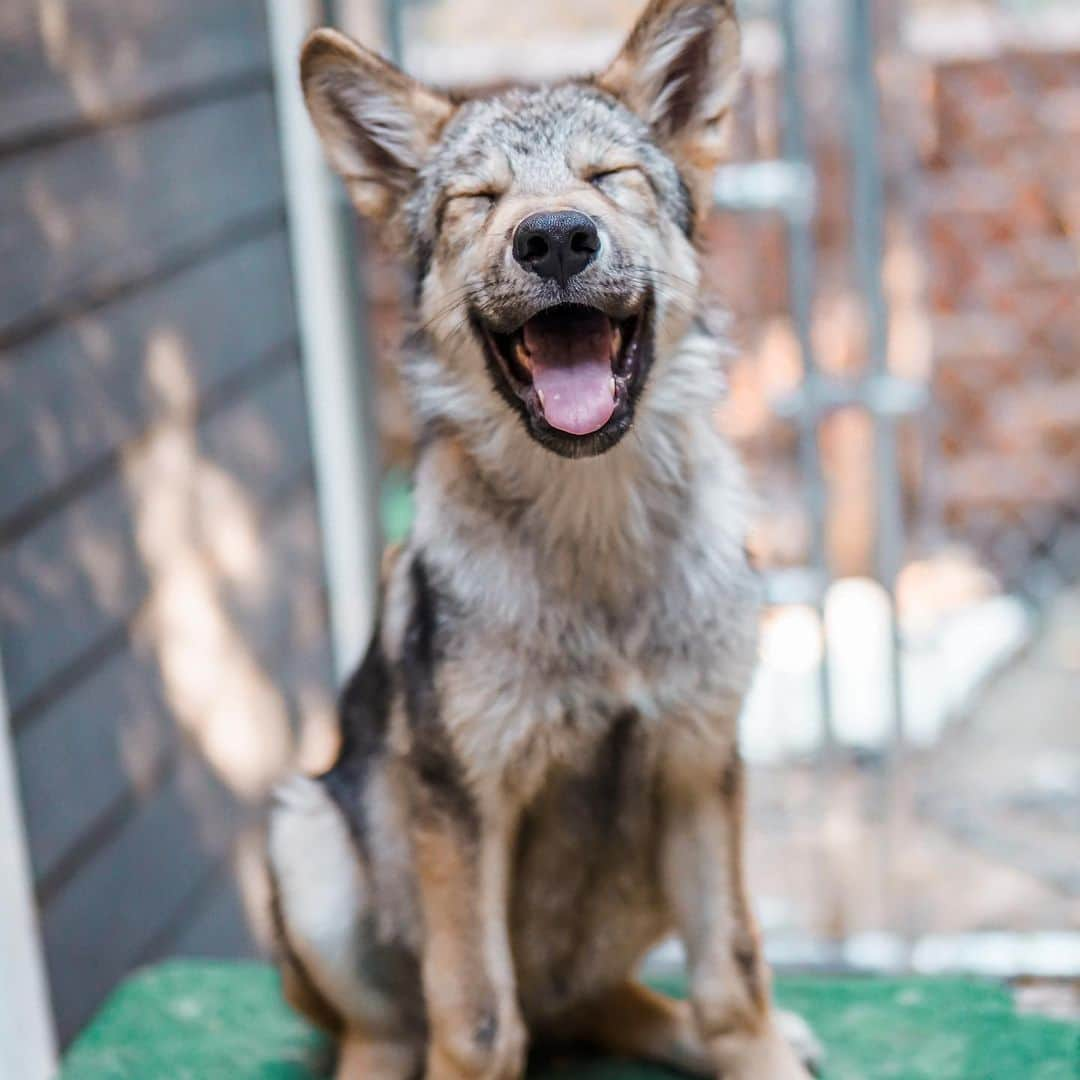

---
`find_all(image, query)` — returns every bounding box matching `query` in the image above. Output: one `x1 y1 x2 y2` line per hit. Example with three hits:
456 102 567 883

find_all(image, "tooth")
537 388 546 408
609 376 616 396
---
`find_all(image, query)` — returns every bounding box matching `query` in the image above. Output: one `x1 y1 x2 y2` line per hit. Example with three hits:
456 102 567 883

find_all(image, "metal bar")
266 0 382 681
776 0 835 750
772 371 928 421
385 0 406 67
846 0 906 743
0 650 58 1080
845 0 914 953
648 929 1080 980
713 160 815 217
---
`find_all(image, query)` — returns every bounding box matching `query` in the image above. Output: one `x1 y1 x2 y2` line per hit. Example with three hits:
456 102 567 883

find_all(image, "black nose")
513 210 600 286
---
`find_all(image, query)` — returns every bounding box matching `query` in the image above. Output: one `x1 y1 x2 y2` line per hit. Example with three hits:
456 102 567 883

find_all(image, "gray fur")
274 6 819 1078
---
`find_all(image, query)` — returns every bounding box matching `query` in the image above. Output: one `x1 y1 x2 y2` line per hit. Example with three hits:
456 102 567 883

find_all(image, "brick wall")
357 11 1080 593
923 47 1080 588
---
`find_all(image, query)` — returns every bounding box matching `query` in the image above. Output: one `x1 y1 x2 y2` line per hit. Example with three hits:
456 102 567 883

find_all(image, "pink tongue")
523 308 615 436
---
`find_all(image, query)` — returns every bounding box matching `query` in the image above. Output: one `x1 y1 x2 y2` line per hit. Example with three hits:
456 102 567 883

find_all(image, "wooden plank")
40 759 237 1042
198 362 315 522
0 1 269 147
0 483 148 718
0 88 284 341
14 651 174 887
29 490 331 1040
165 871 260 960
0 357 314 716
219 479 328 659
14 484 328 893
0 227 296 530
279 627 337 713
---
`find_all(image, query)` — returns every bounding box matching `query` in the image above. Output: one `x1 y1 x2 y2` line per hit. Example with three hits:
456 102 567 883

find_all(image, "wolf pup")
268 1 820 1077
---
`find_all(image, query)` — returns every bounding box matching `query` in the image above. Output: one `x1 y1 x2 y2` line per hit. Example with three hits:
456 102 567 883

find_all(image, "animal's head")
301 0 740 458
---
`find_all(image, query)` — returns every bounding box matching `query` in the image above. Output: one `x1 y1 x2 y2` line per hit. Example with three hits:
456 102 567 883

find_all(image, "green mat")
61 961 1078 1080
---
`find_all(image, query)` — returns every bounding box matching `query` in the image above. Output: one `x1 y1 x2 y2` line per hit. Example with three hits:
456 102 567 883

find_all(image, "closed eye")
448 191 498 205
587 166 641 187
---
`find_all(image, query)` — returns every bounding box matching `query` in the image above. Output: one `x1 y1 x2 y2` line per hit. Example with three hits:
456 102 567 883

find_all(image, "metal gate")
326 0 1079 975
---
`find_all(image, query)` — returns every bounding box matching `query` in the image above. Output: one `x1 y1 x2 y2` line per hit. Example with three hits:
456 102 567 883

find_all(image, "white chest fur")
401 418 761 798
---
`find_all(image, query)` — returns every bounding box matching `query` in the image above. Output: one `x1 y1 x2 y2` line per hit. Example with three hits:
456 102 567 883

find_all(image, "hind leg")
543 982 822 1079
543 980 714 1077
268 774 423 1080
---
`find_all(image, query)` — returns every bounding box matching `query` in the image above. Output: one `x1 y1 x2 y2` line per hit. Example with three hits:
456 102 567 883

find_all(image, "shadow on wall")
0 5 344 1029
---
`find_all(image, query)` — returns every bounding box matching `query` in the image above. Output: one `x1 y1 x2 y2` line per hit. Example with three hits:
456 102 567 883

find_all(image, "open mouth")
476 299 652 454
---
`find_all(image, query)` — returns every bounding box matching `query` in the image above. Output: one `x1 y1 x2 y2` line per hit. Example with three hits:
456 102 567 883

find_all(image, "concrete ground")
746 586 1080 942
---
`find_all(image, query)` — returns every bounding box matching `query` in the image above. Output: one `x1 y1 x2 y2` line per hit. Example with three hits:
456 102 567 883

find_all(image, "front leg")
399 555 526 1079
410 782 526 1080
661 738 813 1080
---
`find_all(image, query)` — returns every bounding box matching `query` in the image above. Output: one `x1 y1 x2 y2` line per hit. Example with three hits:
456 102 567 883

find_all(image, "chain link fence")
341 0 1080 965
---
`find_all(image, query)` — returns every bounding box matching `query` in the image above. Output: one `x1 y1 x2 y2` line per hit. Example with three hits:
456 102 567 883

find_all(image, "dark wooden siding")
0 0 336 1043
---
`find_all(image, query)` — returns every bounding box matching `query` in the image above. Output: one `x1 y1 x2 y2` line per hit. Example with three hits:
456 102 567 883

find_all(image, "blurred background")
0 0 1077 1064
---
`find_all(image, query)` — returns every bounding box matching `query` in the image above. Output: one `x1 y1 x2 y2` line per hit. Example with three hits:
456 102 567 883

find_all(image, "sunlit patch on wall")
124 329 293 800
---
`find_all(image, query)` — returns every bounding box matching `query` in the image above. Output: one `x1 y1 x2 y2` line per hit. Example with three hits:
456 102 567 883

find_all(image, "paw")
708 1022 815 1080
775 1009 824 1077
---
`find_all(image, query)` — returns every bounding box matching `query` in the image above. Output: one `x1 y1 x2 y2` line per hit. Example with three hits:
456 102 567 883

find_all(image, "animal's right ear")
300 28 453 222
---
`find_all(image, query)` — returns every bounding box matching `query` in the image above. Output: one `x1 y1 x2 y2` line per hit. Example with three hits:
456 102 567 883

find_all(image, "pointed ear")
598 0 740 170
300 28 454 221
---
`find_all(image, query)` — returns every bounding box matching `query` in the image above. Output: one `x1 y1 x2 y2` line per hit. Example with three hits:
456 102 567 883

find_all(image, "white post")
0 653 58 1079
265 0 381 681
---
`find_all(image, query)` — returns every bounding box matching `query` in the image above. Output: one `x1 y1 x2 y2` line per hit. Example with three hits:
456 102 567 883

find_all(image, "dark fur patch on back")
402 556 479 830
319 628 392 858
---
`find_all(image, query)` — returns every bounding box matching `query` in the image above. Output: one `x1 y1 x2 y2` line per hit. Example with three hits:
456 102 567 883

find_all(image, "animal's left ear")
599 0 740 172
